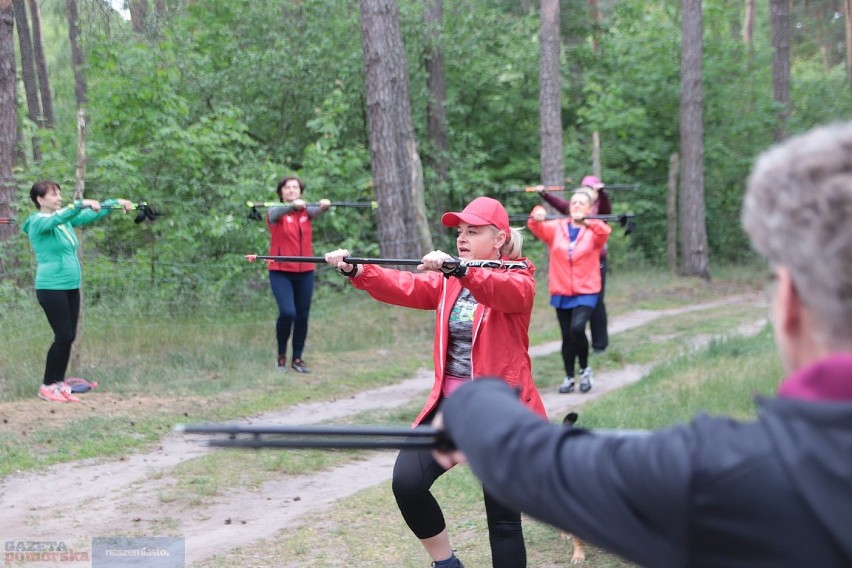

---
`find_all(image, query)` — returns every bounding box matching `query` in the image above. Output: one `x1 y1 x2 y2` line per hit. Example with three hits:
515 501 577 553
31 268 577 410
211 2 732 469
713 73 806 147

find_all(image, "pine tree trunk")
27 0 52 127
742 0 754 45
539 0 563 186
0 0 16 246
359 0 432 260
69 108 87 370
770 0 791 142
12 0 41 161
424 0 449 196
130 0 148 34
66 0 87 106
679 0 710 280
846 0 852 84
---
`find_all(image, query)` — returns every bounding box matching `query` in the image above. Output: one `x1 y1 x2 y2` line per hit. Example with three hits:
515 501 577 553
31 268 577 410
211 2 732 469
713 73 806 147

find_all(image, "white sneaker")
558 377 575 394
579 367 594 393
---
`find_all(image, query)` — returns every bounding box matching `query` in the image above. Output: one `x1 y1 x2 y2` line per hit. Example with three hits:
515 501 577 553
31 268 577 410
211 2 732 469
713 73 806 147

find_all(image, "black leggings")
556 305 593 378
36 289 80 386
590 255 608 351
393 445 526 568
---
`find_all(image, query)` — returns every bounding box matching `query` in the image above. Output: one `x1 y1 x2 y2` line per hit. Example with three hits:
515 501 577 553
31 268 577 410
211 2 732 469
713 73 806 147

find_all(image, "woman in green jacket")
21 181 132 402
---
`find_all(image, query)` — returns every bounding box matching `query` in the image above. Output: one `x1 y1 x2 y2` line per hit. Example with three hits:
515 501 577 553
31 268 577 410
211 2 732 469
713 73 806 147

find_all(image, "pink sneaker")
38 383 68 402
57 382 81 403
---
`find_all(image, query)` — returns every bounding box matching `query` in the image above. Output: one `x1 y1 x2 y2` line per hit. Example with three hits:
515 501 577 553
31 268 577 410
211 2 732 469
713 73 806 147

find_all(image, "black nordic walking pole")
79 201 160 223
175 422 650 451
246 200 378 209
509 213 637 235
504 185 567 193
244 254 530 270
175 423 456 451
246 200 377 221
509 213 636 223
505 184 640 193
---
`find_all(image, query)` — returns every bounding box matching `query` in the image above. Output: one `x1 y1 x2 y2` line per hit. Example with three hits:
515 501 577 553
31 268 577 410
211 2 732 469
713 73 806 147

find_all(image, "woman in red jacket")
325 196 545 568
538 175 612 352
266 176 330 373
527 190 611 394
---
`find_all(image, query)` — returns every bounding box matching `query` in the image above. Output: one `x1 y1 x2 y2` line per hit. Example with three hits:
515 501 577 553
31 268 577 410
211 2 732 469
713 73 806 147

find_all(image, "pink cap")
581 175 604 188
441 196 510 234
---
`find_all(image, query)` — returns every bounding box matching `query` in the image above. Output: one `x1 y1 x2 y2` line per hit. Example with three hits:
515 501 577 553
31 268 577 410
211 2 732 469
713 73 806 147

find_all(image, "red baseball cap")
581 175 604 188
441 196 510 234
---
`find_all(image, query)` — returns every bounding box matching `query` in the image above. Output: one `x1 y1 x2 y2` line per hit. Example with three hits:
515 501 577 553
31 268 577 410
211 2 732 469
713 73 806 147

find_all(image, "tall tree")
0 0 15 245
770 0 791 141
589 0 603 178
424 0 449 192
742 0 755 45
66 0 86 106
359 0 432 259
679 0 710 279
12 0 41 161
130 0 149 34
27 0 53 128
588 0 601 52
845 0 852 83
539 0 563 186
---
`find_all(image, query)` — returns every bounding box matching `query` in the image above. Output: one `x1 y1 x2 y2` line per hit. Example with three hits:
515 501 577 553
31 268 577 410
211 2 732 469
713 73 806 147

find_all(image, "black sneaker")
431 552 464 568
291 358 311 373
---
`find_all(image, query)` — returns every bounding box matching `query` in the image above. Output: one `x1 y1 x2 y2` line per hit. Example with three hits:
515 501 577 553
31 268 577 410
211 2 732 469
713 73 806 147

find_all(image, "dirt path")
0 293 764 567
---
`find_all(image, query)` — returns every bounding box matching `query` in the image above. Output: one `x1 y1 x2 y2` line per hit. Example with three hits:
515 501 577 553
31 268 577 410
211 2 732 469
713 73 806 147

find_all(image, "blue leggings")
269 270 314 360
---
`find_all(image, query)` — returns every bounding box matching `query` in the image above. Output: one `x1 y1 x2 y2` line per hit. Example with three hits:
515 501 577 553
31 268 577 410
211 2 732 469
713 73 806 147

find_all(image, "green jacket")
21 200 119 290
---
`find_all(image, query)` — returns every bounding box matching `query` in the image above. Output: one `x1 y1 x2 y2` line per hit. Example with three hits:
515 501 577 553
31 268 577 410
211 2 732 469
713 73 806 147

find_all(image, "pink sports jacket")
527 218 611 297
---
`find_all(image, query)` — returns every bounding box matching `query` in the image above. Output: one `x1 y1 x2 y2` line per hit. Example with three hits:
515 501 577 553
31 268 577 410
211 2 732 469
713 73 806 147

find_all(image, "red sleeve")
351 264 443 310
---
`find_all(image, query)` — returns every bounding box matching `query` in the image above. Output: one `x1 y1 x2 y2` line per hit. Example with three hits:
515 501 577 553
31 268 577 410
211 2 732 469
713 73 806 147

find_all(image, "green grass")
0 261 776 566
0 264 764 475
194 319 784 568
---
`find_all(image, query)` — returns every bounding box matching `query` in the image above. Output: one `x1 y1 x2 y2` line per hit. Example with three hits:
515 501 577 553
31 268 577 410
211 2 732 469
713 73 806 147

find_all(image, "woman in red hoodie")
266 176 330 373
325 196 545 568
528 190 611 394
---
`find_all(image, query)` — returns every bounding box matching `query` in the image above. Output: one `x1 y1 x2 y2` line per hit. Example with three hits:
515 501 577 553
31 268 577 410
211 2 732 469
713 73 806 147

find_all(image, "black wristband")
338 265 359 277
441 257 468 279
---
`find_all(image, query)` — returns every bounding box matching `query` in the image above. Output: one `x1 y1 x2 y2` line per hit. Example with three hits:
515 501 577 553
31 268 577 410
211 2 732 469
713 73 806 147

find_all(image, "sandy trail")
0 293 764 566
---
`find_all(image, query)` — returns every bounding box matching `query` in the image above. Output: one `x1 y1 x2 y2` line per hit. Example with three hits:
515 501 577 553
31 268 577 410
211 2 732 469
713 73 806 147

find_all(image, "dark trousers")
393 427 527 568
590 255 609 351
36 288 80 386
269 270 314 361
556 305 594 378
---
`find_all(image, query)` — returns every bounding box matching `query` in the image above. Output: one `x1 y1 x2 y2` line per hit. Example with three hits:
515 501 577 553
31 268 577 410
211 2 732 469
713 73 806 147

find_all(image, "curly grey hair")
742 122 852 347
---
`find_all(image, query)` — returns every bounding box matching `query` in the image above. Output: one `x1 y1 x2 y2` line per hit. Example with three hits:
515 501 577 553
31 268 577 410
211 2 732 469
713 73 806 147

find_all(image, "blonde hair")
571 190 594 205
500 227 524 259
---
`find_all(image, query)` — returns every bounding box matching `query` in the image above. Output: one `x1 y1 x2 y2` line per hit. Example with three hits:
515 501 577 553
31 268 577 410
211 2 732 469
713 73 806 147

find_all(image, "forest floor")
0 292 765 567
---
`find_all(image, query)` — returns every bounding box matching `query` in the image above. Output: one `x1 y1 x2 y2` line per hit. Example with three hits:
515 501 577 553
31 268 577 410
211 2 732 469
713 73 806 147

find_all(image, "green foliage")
8 0 852 301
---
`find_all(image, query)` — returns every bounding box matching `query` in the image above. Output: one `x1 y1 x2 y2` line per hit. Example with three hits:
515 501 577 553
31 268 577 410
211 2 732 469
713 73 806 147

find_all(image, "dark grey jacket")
441 379 852 568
